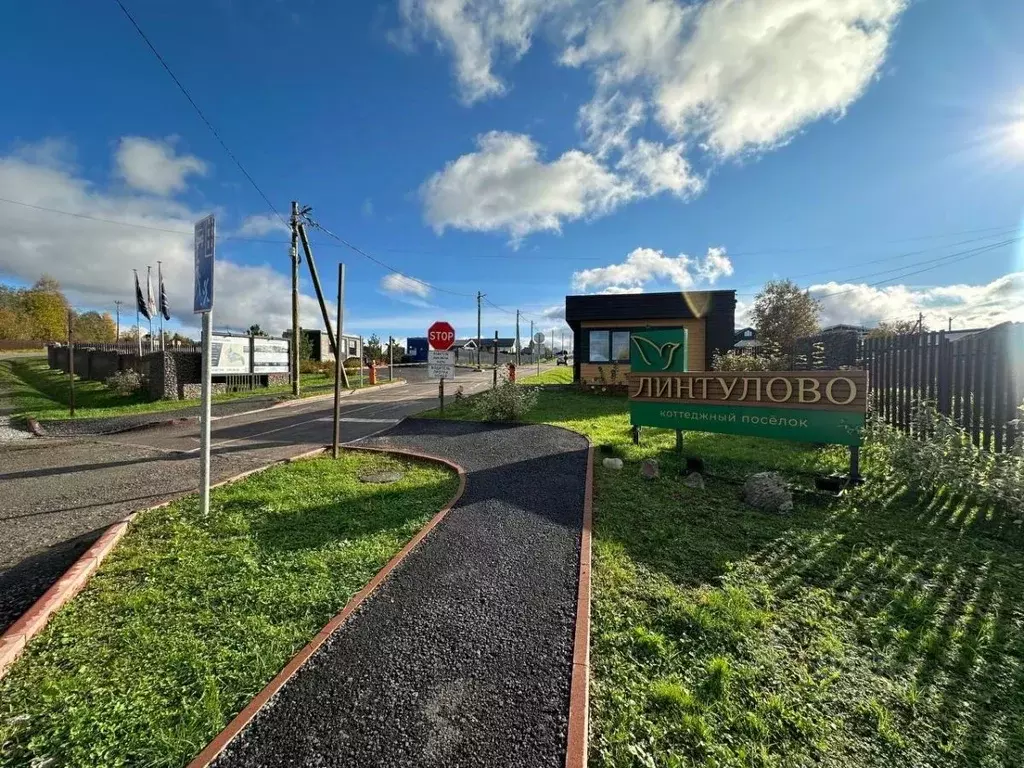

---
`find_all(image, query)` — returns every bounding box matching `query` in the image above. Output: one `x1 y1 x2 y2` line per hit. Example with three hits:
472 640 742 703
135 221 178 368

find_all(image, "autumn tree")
74 311 117 342
751 279 821 362
23 276 70 341
866 318 924 339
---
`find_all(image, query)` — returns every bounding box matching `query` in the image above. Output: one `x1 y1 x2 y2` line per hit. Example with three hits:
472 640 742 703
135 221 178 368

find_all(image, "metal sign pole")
199 310 212 515
193 214 216 517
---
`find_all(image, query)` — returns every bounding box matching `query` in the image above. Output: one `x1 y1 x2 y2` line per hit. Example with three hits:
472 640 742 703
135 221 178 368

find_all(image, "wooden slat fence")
862 323 1023 452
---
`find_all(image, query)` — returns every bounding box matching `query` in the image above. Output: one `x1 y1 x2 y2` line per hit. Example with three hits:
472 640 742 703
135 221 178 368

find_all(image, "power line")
112 0 287 227
304 218 476 298
814 238 1018 301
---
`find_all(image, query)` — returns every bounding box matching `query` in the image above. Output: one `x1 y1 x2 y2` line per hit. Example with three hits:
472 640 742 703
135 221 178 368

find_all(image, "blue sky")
1 0 1022 345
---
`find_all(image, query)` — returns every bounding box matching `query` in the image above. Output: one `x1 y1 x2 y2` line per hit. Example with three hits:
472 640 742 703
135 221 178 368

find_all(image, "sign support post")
199 310 212 515
193 214 216 516
439 379 445 414
333 263 344 459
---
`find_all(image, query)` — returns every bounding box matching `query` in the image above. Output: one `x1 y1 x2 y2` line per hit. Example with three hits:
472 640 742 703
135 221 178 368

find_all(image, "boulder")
742 472 793 514
640 459 660 479
602 458 624 470
682 472 705 489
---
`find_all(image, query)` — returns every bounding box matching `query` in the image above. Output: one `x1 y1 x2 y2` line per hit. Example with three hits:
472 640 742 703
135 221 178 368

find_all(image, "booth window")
588 330 630 363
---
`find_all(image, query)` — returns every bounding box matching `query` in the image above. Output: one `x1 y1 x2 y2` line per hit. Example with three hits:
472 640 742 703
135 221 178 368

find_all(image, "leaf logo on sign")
631 336 682 371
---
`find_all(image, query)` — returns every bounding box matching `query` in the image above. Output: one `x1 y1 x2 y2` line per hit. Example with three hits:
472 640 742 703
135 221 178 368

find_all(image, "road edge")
0 446 328 679
565 441 594 768
185 445 468 768
27 380 408 437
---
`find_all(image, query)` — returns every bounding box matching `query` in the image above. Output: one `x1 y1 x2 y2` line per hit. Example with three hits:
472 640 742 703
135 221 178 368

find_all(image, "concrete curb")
186 446 467 768
565 442 594 768
0 446 329 680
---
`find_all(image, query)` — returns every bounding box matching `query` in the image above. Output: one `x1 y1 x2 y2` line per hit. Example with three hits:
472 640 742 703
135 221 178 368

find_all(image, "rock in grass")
641 459 660 479
682 472 705 489
602 457 623 470
359 471 405 484
742 472 793 514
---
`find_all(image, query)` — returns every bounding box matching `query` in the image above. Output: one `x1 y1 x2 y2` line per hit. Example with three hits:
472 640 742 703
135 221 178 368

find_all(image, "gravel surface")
0 415 31 442
212 418 588 768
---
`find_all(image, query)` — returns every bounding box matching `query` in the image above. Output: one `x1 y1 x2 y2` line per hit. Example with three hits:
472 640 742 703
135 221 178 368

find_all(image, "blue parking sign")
193 215 216 313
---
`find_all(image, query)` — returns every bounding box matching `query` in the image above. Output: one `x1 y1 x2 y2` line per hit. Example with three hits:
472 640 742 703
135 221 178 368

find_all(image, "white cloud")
115 136 207 196
236 213 288 236
380 272 432 299
564 0 906 157
402 0 907 238
810 273 1024 329
395 0 553 104
617 139 702 197
0 139 324 336
572 245 733 293
421 131 635 239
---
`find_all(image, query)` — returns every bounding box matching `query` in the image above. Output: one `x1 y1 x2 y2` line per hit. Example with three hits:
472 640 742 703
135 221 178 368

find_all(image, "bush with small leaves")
105 369 143 396
472 378 538 422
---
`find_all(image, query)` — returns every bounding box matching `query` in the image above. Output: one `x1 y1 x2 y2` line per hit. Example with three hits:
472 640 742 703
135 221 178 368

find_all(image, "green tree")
866 318 924 339
383 339 406 361
248 324 267 337
364 333 383 363
751 279 821 362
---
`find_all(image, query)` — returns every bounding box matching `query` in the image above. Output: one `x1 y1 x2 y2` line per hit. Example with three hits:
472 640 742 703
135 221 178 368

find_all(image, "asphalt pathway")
0 372 505 633
211 418 589 768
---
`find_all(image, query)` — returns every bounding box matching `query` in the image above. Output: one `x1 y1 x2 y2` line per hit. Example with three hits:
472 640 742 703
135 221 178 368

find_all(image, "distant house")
733 327 761 351
292 329 362 362
406 336 429 363
821 324 869 338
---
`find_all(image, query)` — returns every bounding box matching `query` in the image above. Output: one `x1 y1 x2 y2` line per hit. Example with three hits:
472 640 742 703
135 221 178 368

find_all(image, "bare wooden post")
333 263 344 459
493 330 499 388
439 378 445 414
67 310 76 417
389 336 394 381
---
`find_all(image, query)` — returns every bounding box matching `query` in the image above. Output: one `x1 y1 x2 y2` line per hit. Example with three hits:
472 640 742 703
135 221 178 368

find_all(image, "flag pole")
133 269 142 356
158 261 165 352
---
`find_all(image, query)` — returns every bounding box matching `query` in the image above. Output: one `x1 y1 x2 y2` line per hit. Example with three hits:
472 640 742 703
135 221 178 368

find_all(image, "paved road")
0 370 501 633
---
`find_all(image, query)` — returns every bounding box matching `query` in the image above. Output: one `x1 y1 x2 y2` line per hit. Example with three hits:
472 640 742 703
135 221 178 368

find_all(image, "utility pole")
917 312 924 333
388 336 394 381
114 300 122 342
67 309 76 417
515 310 521 367
290 200 300 397
476 291 484 370
530 319 534 364
948 316 953 332
333 263 344 459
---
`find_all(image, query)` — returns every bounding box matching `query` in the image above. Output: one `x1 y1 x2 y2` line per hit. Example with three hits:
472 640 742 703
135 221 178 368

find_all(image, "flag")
146 266 156 319
134 270 151 320
158 263 170 320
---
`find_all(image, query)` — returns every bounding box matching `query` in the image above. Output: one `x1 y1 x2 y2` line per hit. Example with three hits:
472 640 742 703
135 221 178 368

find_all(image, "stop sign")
428 321 456 350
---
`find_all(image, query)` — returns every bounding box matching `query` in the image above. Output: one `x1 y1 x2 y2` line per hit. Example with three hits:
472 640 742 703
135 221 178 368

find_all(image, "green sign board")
629 328 688 373
629 401 865 446
627 332 867 446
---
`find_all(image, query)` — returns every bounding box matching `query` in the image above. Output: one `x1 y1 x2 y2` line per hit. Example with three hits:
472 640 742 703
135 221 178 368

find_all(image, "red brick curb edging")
185 446 468 768
565 443 594 768
0 446 328 679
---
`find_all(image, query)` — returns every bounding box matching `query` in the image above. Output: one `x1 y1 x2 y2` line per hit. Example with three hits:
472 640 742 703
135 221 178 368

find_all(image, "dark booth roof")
565 290 737 329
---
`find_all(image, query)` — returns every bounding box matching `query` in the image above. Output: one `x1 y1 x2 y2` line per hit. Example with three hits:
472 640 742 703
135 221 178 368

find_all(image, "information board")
428 349 456 380
252 339 290 374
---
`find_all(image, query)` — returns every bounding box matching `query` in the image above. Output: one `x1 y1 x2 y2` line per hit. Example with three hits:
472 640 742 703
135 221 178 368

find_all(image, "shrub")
472 378 538 422
864 400 1024 512
106 369 143 396
712 349 789 371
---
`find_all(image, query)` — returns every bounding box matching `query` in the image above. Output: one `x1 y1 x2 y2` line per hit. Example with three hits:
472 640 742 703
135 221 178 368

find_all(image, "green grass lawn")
0 451 458 768
0 357 366 421
518 366 574 385
430 387 1024 767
